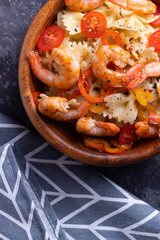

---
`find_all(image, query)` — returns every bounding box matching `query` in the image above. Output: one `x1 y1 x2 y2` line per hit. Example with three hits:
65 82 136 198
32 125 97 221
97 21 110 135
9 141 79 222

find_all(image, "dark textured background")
1 0 160 211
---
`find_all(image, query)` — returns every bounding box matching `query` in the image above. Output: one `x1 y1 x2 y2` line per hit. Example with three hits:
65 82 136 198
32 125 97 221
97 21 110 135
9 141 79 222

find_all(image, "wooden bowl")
18 0 160 166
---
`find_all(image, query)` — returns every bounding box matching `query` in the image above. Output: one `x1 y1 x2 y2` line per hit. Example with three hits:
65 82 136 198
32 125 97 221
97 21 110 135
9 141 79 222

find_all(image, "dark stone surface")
1 0 160 211
0 0 46 127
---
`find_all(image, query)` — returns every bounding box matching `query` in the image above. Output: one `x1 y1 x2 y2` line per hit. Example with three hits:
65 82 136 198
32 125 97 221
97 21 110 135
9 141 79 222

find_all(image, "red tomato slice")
119 124 138 145
149 29 160 52
150 17 160 26
84 79 91 92
81 11 107 38
150 7 160 26
101 30 123 48
67 90 81 101
37 26 64 51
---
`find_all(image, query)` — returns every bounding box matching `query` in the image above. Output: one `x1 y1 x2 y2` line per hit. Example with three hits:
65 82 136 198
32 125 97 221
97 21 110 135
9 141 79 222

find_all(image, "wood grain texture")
18 0 160 166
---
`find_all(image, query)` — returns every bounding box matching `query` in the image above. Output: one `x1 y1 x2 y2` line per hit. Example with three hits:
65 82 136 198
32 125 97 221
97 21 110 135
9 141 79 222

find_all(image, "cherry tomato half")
37 26 64 51
81 11 107 38
101 30 123 48
119 124 138 145
150 17 160 26
149 29 160 52
150 7 160 26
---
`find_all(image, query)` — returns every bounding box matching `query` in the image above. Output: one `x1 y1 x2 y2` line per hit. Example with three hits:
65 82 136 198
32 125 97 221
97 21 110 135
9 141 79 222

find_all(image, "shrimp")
91 46 160 89
28 47 80 90
135 121 159 138
108 0 156 14
144 61 160 78
76 116 120 136
64 0 106 12
38 95 90 121
148 112 160 125
65 0 156 14
91 45 150 88
91 45 131 87
127 61 160 89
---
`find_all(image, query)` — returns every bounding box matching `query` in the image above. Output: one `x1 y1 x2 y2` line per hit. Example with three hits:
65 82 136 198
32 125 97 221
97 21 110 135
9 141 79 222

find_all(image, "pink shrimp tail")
148 112 160 125
77 102 91 118
96 121 120 136
144 61 160 77
126 63 148 89
28 51 41 75
135 121 159 138
126 61 160 89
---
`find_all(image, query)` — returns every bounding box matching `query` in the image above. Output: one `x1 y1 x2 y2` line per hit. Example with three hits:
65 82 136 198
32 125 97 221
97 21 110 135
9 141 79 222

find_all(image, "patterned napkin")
1 112 160 240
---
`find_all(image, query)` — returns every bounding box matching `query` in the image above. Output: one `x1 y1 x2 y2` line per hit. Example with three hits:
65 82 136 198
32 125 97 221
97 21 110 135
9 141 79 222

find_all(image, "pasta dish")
28 0 160 154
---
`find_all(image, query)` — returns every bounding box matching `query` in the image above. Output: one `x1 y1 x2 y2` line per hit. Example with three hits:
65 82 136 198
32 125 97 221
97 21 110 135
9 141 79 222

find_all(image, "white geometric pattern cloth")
0 112 160 240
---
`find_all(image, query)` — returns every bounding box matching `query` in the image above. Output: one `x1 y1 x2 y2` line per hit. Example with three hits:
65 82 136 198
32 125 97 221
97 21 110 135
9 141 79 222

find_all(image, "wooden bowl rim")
18 0 160 166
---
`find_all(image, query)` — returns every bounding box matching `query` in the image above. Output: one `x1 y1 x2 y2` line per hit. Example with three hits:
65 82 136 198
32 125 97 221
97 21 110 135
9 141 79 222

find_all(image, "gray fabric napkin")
1 112 160 240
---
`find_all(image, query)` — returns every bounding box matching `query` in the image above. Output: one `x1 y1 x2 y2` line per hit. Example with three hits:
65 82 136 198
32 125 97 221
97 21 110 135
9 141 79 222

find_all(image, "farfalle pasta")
61 40 93 70
59 10 84 35
104 91 138 124
139 47 160 64
28 0 160 154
